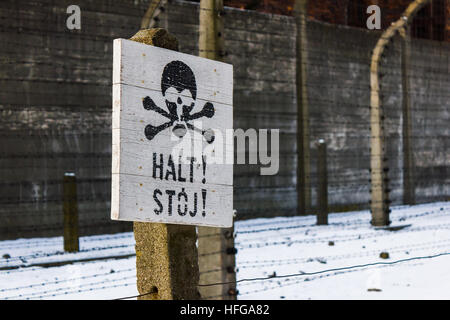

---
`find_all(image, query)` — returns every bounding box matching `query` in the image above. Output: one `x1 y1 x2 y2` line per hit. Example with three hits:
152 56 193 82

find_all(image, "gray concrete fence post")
295 0 311 215
197 0 237 300
400 26 416 205
316 140 328 225
369 0 430 226
63 172 79 252
130 28 201 300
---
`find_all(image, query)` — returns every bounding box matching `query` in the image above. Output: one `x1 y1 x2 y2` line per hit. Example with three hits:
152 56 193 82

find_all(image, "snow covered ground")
0 201 449 300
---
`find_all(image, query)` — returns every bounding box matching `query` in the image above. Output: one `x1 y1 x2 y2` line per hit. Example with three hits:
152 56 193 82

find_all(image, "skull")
143 60 215 143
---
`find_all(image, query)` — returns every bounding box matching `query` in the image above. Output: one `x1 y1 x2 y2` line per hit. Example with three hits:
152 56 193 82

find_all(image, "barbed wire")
235 206 449 236
3 274 136 300
0 232 134 251
0 243 134 267
1 203 448 299
237 260 415 297
0 267 135 294
237 238 450 270
114 251 450 300
236 223 450 249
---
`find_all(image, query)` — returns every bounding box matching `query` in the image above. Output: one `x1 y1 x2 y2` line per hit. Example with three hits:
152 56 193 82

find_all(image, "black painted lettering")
178 156 186 182
165 155 177 181
189 192 198 217
189 157 195 183
153 189 163 215
153 153 164 180
165 190 176 216
178 188 188 216
202 189 207 217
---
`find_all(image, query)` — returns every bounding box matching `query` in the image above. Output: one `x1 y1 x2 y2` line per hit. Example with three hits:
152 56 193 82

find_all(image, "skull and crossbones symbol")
143 60 215 144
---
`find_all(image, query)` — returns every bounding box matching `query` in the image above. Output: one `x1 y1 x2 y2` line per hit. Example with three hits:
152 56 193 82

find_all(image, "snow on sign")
111 39 233 228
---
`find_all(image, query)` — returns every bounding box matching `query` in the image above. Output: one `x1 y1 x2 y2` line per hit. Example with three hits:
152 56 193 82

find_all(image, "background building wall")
220 0 450 41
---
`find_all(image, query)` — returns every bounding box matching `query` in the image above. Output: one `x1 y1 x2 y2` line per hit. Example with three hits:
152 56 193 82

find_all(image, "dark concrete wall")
0 0 448 239
408 39 450 202
0 0 150 238
147 1 450 218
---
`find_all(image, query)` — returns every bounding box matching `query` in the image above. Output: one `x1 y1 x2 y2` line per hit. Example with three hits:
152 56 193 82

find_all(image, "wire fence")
1 201 449 299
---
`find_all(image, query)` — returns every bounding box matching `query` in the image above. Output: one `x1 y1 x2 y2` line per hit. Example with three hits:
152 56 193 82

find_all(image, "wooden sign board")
111 39 233 228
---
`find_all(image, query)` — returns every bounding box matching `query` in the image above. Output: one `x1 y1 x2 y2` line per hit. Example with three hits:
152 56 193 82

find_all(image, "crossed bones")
143 95 216 144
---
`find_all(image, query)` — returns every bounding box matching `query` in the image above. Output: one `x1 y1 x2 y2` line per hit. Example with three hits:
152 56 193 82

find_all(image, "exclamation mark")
202 189 207 217
202 155 207 184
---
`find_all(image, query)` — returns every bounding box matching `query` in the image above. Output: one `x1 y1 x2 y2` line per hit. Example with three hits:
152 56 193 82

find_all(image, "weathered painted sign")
111 39 233 228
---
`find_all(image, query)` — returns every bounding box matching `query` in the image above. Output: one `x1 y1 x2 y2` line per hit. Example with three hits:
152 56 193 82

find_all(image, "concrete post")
400 27 416 205
199 0 216 60
294 0 311 215
198 227 237 299
369 0 430 226
316 140 328 225
214 0 225 59
197 0 237 300
370 49 390 226
130 29 201 300
63 172 79 252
